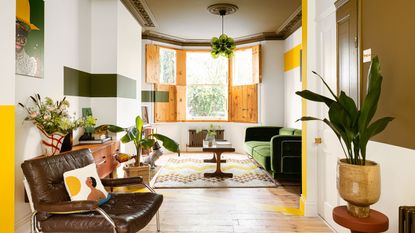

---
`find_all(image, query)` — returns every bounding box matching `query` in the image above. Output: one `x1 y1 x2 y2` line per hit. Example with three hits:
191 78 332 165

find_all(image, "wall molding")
140 7 302 46
120 0 157 27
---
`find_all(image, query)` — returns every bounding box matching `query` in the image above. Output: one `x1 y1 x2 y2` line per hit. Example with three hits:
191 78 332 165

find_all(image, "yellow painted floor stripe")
284 44 302 72
0 106 15 233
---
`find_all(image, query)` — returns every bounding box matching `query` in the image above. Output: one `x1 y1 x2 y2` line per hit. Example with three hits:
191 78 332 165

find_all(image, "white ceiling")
144 0 301 40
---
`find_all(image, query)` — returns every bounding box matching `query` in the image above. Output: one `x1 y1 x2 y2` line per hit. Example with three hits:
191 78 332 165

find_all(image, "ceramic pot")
60 131 73 152
337 159 380 218
37 125 66 156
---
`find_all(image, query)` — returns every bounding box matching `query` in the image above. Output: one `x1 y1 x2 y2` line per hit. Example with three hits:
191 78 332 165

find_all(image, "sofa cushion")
293 129 302 136
244 141 270 155
279 128 295 135
252 145 271 170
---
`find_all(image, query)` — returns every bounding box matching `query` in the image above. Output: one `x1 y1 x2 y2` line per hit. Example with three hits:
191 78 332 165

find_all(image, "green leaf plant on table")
95 115 180 167
295 56 394 218
296 56 393 165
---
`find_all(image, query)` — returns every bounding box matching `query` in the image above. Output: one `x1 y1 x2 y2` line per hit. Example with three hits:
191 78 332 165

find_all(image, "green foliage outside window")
160 48 176 84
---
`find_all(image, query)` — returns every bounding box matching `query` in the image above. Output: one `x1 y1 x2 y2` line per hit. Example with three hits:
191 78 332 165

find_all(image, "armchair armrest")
101 176 143 187
270 135 302 173
244 127 281 142
37 200 98 213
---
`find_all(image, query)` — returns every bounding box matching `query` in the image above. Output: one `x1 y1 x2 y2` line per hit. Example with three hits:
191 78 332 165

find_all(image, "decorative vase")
205 134 215 147
37 126 66 156
337 159 381 218
60 131 73 152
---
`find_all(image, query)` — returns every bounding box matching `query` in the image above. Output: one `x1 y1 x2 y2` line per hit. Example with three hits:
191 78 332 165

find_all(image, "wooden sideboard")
71 140 120 178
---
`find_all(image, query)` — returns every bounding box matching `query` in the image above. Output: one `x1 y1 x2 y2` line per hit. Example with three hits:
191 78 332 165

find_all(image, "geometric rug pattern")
151 153 278 188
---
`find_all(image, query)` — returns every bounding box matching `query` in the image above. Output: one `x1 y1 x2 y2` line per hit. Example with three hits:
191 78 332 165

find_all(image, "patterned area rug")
151 153 278 188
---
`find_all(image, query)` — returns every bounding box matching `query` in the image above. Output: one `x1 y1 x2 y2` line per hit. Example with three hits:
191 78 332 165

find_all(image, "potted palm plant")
296 56 393 218
95 115 180 167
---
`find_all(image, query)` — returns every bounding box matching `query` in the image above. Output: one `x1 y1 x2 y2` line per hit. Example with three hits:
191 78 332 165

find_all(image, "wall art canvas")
16 0 44 78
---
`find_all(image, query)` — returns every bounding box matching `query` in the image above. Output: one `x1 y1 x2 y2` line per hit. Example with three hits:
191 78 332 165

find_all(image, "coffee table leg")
204 152 233 178
204 153 226 163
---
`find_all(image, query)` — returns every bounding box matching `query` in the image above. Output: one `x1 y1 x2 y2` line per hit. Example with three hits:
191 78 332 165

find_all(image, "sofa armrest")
245 127 281 142
270 135 302 173
101 176 143 187
37 200 98 213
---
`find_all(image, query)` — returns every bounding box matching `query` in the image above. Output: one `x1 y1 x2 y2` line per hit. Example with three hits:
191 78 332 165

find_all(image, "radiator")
188 129 224 147
399 206 415 233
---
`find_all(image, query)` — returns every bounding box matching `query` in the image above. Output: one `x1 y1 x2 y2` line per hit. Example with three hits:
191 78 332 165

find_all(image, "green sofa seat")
244 126 302 180
252 145 271 170
243 141 270 155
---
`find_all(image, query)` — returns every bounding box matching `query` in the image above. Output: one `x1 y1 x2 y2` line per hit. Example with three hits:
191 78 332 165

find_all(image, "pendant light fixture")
208 3 238 58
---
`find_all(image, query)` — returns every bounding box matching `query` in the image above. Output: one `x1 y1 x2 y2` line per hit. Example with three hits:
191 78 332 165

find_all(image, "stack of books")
78 137 112 144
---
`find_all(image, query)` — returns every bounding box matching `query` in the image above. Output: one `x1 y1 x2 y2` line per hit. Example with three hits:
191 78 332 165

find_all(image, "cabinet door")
336 0 359 105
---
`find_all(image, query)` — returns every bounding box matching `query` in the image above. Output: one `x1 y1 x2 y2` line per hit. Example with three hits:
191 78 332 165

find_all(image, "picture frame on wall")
141 106 149 125
16 0 44 78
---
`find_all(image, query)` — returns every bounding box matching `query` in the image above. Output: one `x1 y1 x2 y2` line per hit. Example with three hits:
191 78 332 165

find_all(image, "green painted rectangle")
64 67 137 99
64 66 91 97
141 91 169 102
117 74 136 99
90 74 117 97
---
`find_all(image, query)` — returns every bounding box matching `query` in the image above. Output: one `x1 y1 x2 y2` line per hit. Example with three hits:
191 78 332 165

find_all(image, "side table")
333 206 389 233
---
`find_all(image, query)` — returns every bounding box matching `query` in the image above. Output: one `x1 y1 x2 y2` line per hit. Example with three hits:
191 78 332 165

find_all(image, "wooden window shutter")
175 49 186 121
252 44 262 83
154 84 176 122
230 84 258 123
145 44 160 84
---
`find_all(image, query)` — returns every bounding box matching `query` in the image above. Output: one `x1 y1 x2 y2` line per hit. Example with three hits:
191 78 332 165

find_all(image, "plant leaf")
151 133 180 155
359 56 383 132
367 117 394 139
295 90 335 107
312 71 339 101
140 138 155 149
135 115 144 141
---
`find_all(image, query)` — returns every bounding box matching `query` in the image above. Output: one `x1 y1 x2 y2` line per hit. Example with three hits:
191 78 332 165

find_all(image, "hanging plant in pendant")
208 4 238 59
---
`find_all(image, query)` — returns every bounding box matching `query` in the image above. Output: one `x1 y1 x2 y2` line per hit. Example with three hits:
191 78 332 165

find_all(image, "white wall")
310 1 415 232
284 28 302 129
0 0 15 105
260 40 285 126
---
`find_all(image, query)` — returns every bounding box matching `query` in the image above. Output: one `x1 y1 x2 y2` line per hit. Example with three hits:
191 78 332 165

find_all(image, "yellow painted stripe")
284 44 302 72
0 106 15 233
300 0 308 216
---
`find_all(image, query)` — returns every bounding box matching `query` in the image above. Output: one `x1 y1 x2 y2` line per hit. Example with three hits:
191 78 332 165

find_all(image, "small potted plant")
296 56 393 218
96 115 180 167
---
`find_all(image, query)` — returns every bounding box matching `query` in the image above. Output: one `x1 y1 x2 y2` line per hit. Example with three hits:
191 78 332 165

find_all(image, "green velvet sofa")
243 127 302 180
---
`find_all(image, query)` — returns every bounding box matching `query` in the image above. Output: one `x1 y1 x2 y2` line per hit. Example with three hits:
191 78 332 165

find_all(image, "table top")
333 206 389 232
202 142 235 152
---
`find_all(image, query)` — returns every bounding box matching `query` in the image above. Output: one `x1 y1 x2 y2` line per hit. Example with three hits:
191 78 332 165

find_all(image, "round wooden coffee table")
333 206 389 233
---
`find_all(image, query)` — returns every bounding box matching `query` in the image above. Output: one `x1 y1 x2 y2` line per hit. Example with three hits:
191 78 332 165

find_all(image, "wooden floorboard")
129 153 333 232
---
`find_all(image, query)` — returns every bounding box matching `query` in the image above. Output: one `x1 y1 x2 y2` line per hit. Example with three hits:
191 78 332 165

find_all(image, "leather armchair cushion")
37 200 98 213
39 192 163 233
101 176 143 187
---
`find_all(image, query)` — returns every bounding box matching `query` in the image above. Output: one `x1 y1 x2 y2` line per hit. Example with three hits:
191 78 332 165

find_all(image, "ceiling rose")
207 3 239 16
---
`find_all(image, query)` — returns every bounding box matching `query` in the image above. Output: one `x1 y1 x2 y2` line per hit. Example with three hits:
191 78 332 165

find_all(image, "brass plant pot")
337 159 380 218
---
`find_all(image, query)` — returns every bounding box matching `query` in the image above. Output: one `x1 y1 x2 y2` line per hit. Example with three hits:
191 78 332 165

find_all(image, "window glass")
159 48 176 84
232 48 252 85
186 52 228 120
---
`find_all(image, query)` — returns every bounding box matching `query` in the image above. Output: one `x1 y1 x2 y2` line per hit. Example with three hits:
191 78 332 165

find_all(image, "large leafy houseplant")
296 56 393 165
96 116 180 166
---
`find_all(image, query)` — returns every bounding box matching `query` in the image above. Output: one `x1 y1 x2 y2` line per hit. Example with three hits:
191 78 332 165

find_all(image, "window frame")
147 44 260 123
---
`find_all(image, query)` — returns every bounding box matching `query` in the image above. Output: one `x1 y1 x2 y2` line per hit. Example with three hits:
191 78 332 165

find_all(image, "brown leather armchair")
21 149 163 233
